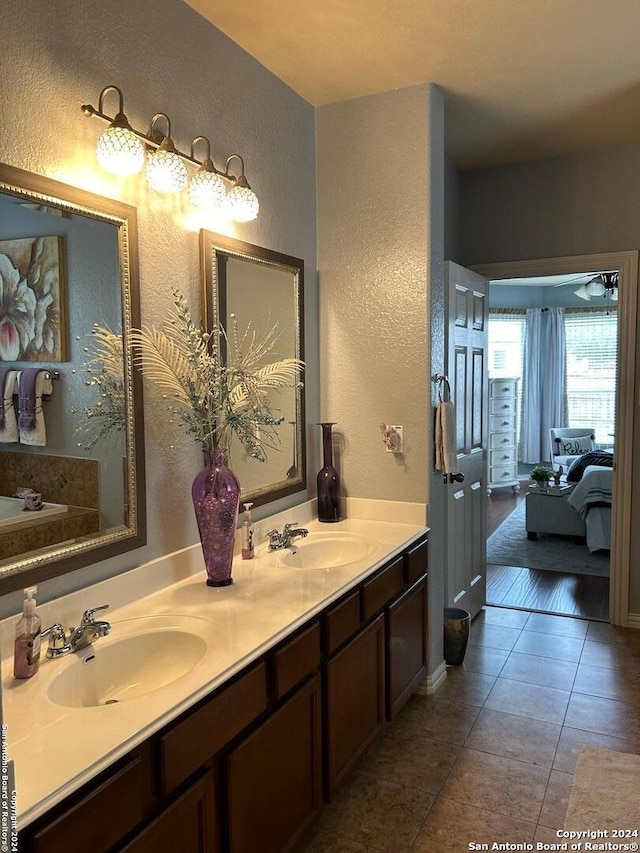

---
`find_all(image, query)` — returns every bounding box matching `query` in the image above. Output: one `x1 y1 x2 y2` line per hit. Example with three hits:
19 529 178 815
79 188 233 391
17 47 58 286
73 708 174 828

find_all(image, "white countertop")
1 500 426 829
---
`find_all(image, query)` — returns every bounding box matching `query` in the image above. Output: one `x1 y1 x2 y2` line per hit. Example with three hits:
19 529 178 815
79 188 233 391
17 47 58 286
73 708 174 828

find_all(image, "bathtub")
0 496 68 530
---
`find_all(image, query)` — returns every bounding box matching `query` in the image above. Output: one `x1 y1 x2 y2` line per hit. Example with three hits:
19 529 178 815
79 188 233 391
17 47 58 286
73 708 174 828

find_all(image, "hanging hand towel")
435 399 457 474
18 369 53 447
0 368 18 443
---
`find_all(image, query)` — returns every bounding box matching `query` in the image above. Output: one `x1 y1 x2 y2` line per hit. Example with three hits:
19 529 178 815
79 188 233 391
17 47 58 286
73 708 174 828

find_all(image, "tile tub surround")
0 451 99 510
0 498 426 828
300 606 640 853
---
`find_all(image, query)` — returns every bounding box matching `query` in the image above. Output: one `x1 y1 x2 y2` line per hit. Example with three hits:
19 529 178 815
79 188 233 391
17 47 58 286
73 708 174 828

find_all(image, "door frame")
473 250 638 627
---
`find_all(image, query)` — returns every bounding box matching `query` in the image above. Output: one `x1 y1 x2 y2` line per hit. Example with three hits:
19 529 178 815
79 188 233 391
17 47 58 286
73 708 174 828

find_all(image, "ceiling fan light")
610 286 619 302
586 276 606 297
574 284 592 301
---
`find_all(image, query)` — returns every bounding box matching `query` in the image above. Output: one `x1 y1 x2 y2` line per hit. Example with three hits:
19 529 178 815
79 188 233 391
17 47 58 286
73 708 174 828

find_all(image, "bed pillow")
567 450 614 483
556 434 595 456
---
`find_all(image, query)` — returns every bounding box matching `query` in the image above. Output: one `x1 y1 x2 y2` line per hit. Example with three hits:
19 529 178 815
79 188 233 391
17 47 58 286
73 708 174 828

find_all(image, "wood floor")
486 484 610 621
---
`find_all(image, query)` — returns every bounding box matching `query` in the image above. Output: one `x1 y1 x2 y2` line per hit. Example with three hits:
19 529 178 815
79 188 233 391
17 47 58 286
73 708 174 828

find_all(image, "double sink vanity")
4 502 429 853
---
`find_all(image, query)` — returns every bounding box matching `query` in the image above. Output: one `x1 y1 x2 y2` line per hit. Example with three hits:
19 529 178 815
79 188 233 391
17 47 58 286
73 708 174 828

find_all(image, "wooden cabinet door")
227 674 322 853
121 772 219 853
387 578 428 720
325 614 385 799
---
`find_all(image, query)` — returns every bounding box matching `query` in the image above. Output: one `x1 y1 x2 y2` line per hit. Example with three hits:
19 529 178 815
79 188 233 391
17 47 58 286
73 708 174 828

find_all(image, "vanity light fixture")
224 155 260 222
87 86 146 177
145 114 188 194
188 137 227 209
82 86 260 220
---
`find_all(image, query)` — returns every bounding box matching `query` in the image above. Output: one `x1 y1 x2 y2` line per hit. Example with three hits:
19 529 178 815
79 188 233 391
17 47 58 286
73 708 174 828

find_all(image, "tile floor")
299 606 640 853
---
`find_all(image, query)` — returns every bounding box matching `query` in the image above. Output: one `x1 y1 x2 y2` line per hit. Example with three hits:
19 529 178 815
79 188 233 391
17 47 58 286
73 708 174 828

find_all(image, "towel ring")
433 374 451 402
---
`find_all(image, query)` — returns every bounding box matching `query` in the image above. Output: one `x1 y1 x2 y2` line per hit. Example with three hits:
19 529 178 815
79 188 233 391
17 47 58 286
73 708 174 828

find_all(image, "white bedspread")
568 465 613 552
568 466 613 518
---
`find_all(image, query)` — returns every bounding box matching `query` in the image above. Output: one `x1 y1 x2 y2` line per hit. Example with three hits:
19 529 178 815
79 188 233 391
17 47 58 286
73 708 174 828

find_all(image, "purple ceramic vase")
192 449 240 586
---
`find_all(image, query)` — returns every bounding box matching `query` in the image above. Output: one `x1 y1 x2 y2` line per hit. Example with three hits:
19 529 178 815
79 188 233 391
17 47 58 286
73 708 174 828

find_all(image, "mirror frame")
199 230 306 507
0 163 146 595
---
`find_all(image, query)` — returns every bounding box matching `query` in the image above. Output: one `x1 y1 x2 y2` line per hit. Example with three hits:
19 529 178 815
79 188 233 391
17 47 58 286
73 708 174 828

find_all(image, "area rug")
487 500 610 576
565 748 640 831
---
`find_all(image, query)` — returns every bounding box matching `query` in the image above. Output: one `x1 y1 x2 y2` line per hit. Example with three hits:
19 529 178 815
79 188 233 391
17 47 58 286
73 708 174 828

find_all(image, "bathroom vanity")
5 508 428 853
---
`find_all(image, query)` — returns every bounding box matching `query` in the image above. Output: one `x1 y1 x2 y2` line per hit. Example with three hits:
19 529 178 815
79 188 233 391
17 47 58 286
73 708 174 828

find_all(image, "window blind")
564 310 617 444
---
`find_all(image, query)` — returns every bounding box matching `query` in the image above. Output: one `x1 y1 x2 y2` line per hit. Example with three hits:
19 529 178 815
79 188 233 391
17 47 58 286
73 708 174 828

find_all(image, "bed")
567 465 613 552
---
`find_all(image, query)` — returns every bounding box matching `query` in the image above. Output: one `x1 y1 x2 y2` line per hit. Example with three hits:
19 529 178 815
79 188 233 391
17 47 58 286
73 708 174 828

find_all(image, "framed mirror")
200 231 305 506
0 163 145 595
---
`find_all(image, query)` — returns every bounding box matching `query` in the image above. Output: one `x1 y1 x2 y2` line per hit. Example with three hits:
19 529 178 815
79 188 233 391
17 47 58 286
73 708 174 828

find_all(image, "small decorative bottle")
241 502 254 560
317 422 343 523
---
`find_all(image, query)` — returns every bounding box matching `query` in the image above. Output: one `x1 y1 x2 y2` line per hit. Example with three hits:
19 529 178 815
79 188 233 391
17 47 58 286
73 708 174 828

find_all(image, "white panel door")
444 262 489 619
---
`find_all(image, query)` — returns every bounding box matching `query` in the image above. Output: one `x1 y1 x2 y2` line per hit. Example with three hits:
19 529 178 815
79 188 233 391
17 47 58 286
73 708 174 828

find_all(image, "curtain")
542 307 566 455
520 308 542 463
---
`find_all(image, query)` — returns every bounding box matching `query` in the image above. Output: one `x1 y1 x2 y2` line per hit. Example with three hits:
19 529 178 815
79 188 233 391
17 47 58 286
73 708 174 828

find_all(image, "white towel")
0 370 18 444
435 400 457 474
18 371 53 447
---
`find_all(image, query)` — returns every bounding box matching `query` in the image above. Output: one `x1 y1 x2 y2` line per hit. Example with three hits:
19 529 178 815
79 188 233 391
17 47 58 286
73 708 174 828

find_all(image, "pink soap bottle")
13 586 42 679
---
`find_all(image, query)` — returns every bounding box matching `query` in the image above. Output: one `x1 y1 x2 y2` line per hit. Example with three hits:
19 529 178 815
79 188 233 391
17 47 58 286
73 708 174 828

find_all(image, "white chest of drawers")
488 377 520 495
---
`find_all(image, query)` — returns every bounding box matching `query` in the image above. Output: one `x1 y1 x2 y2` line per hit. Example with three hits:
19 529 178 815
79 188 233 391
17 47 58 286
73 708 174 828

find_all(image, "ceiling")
184 0 640 170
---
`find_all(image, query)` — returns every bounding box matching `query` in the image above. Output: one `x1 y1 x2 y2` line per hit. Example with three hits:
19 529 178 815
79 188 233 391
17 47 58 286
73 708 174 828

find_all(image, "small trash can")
444 607 471 665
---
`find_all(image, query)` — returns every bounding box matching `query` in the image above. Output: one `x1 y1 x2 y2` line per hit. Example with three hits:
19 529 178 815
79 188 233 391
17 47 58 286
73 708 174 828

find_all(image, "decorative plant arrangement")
71 325 126 450
530 464 553 490
129 290 303 586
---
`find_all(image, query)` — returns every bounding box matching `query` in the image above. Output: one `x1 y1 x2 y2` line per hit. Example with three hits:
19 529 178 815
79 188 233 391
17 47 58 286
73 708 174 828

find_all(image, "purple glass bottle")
317 422 343 523
192 449 240 586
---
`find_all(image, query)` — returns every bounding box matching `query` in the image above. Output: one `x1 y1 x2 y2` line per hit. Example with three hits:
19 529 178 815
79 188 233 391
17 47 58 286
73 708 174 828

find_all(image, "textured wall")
460 147 640 615
317 84 447 673
0 0 317 607
316 85 431 504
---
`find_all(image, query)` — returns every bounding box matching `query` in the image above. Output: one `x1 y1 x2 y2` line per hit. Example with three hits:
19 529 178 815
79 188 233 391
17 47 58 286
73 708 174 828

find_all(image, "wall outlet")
386 425 404 454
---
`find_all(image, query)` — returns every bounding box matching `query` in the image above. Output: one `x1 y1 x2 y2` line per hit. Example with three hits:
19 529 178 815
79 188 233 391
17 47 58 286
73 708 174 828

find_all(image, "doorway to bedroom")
483 265 619 621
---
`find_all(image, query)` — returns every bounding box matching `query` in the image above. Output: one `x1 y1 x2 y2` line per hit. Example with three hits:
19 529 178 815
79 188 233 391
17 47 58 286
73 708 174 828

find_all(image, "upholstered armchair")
549 427 596 472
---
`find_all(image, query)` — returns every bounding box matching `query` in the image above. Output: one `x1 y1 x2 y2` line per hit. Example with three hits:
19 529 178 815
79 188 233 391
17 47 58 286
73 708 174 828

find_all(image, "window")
564 310 617 445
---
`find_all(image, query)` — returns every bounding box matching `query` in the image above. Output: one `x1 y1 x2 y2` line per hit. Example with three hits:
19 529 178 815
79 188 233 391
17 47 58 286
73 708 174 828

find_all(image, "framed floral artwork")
0 235 67 362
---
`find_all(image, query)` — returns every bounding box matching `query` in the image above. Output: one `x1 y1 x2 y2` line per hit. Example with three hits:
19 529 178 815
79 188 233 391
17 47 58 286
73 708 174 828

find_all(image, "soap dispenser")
14 586 42 679
241 502 254 559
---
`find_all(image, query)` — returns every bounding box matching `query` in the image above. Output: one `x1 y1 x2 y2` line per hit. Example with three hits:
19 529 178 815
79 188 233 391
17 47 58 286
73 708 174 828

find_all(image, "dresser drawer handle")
501 420 509 426
502 386 509 392
502 438 509 443
502 404 509 409
502 454 509 460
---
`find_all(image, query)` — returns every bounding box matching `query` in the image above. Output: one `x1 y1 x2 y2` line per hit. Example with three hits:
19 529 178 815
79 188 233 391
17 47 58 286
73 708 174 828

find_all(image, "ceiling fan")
553 271 619 302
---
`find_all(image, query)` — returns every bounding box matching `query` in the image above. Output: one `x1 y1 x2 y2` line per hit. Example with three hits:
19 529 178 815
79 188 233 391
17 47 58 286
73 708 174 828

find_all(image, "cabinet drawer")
490 431 514 449
362 557 404 621
404 539 428 585
160 662 268 795
490 464 518 482
490 414 515 433
324 590 361 655
490 379 517 398
273 620 321 700
490 397 516 416
490 447 516 466
28 752 153 853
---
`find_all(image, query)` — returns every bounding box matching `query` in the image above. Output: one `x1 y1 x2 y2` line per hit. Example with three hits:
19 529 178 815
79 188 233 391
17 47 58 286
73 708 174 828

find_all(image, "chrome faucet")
41 605 111 658
267 523 309 551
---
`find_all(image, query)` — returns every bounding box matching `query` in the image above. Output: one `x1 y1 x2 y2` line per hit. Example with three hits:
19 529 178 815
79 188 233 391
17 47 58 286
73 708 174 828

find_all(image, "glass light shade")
96 126 145 176
610 286 619 302
586 277 606 296
574 284 592 301
188 170 227 209
145 149 188 193
226 185 259 221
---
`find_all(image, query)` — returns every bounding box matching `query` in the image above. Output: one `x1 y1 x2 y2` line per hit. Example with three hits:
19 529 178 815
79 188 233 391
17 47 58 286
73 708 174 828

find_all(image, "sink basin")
278 532 379 570
47 628 207 708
